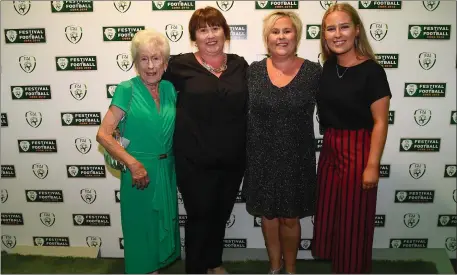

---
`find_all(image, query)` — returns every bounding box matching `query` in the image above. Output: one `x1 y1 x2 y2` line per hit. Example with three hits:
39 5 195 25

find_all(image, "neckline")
135 76 163 116
191 52 228 79
335 58 372 69
264 58 305 89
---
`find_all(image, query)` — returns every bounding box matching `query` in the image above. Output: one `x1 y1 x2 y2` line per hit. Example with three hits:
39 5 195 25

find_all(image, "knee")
279 217 299 229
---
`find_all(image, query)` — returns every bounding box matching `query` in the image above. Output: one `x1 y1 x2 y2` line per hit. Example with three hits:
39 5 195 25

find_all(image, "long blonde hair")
320 3 376 63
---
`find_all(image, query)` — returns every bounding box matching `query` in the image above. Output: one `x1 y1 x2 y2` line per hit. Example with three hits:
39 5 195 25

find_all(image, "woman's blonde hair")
320 3 376 63
262 11 303 54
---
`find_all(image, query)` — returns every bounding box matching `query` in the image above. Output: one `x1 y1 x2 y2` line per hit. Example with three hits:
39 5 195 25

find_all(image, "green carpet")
1 254 438 274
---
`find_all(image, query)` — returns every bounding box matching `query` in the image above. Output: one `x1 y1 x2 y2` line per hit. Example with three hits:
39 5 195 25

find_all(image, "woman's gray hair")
131 28 170 63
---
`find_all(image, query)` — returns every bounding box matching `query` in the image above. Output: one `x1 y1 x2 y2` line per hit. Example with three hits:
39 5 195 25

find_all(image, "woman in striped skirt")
312 3 392 274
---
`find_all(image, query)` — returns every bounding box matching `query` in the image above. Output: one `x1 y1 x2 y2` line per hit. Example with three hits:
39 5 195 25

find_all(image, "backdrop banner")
1 0 456 259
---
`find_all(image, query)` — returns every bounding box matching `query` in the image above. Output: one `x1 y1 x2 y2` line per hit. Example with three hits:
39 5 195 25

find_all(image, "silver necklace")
336 64 349 78
200 54 227 73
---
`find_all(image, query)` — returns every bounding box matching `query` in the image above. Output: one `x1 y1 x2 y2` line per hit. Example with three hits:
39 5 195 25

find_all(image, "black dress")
242 58 321 219
162 52 249 274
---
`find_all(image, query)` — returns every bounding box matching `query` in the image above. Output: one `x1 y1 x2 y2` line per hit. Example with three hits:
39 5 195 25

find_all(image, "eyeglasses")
138 56 164 66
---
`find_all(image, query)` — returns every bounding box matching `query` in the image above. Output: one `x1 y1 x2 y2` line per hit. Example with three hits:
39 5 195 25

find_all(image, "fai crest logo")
70 83 87 100
80 188 96 204
226 214 235 228
307 25 320 39
445 237 456 252
405 84 418 96
396 191 407 202
403 213 420 228
65 25 83 44
401 139 413 151
300 239 311 250
320 1 337 10
410 26 421 38
26 190 37 201
114 1 131 13
370 23 388 41
62 113 74 125
419 52 436 70
74 214 85 225
68 166 79 177
423 1 440 11
390 239 402 248
52 1 66 11
116 53 133 71
256 1 268 8
165 24 184 42
75 138 92 154
13 1 31 15
32 163 48 179
153 1 165 9
34 237 45 246
86 236 102 247
19 55 36 73
19 140 30 152
414 109 431 126
409 163 426 179
217 1 234 11
6 30 18 43
446 165 456 177
104 28 116 41
360 1 371 8
1 189 8 203
1 235 16 249
57 57 69 70
25 111 42 128
40 212 55 227
12 87 24 99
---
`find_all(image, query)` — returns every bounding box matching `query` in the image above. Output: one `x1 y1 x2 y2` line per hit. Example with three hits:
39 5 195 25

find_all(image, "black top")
162 53 249 168
316 57 392 130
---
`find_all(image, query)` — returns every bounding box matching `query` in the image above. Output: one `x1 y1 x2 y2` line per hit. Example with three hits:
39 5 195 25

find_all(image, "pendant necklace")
336 64 349 79
200 54 227 73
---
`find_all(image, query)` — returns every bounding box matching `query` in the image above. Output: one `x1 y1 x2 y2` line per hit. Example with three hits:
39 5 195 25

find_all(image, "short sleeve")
110 81 133 113
367 63 392 105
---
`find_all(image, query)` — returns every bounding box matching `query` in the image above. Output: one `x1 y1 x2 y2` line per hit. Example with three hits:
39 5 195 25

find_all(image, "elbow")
96 129 105 145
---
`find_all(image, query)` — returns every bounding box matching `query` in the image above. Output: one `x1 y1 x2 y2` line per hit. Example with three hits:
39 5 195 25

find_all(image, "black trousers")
176 155 243 274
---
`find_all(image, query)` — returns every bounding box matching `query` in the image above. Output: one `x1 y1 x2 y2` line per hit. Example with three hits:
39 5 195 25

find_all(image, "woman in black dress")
162 6 248 274
242 11 321 274
311 3 391 274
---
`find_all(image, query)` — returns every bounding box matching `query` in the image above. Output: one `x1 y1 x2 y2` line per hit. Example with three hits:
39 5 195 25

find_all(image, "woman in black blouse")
311 3 391 274
162 6 248 274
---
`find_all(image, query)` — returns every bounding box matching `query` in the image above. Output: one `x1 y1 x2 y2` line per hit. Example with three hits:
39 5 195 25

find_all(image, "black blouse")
317 57 392 130
162 53 249 168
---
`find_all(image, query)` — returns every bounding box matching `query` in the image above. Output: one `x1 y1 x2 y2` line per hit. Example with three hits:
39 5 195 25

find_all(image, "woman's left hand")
362 165 379 190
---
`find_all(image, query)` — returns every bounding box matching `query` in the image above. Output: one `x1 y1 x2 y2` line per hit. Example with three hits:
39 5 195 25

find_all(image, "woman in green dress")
96 28 180 274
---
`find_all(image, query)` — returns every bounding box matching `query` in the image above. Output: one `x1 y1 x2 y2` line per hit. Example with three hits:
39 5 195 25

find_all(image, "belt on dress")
128 150 173 160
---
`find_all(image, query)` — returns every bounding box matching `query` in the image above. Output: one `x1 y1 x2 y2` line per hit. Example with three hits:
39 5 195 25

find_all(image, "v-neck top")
110 76 177 154
162 52 249 168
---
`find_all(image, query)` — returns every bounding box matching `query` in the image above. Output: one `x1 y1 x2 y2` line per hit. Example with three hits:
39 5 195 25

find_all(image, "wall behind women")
1 0 455 259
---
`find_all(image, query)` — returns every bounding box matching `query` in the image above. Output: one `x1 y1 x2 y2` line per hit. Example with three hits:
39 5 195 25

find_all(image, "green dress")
110 76 180 274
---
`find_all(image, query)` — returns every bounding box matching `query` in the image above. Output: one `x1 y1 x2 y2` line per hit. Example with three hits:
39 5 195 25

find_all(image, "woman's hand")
128 161 149 190
362 164 379 190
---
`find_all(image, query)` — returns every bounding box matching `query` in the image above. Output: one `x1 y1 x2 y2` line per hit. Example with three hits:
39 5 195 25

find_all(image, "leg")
206 168 243 273
279 218 300 274
176 157 220 274
332 129 377 274
312 129 339 260
262 217 282 273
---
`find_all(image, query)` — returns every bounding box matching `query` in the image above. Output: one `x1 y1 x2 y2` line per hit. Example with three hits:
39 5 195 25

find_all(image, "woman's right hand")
128 161 150 190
